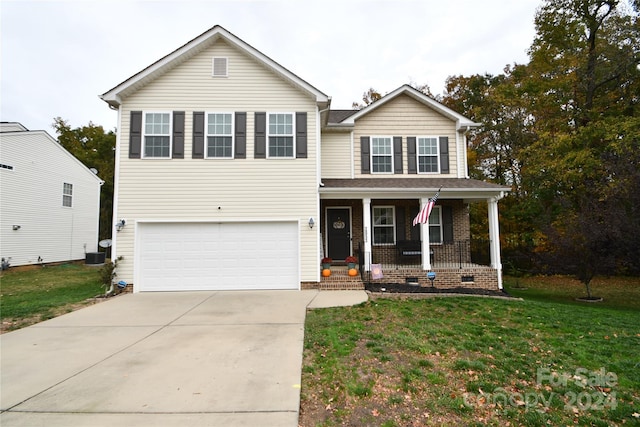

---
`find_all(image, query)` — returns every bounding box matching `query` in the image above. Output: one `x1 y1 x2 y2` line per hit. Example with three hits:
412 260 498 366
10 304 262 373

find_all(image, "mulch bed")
365 282 514 298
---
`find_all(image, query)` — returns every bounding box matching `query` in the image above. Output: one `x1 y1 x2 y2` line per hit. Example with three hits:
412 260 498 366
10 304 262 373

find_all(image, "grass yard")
300 277 640 426
504 275 640 311
0 263 105 333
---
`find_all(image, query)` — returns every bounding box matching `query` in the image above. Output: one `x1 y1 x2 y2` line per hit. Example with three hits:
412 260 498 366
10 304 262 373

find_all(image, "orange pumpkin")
322 268 331 277
348 268 358 277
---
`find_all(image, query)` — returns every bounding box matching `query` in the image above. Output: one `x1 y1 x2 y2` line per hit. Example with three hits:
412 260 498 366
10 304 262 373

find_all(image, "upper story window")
418 137 439 173
373 206 395 245
268 113 294 158
63 183 73 207
206 113 233 158
428 206 442 244
371 137 393 173
143 112 171 158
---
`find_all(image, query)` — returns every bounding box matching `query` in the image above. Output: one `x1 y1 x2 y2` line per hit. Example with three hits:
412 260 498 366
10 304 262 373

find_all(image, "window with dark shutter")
361 136 370 174
393 136 403 174
296 112 307 158
254 112 266 158
192 112 205 159
172 111 185 159
407 137 417 174
439 136 450 174
129 111 142 159
235 112 246 159
442 205 454 243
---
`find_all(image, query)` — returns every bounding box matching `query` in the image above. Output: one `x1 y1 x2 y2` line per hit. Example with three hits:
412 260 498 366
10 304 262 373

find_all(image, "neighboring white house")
101 26 509 292
0 122 104 267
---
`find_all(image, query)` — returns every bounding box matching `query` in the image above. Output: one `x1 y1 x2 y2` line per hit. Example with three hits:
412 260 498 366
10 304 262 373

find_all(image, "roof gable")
100 25 329 108
341 85 479 130
1 129 104 184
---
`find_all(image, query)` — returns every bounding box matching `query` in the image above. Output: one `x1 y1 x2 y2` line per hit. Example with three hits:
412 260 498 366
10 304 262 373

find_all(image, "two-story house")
0 122 103 267
101 26 509 293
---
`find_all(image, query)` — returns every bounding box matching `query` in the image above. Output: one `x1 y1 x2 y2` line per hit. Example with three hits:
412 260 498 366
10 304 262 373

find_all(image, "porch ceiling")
319 178 510 202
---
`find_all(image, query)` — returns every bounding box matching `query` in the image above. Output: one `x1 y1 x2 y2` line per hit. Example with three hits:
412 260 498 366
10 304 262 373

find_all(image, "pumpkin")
348 268 358 277
322 268 331 277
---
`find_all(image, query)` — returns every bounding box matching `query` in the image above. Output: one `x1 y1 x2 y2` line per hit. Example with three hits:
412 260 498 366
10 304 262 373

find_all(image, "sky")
1 0 541 134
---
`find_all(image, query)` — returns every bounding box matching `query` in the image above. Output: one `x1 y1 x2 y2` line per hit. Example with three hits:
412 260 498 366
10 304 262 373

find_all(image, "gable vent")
212 57 228 77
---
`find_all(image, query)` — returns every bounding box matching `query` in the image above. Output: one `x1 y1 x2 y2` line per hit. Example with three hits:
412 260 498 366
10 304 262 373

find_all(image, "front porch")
318 179 510 291
317 240 500 291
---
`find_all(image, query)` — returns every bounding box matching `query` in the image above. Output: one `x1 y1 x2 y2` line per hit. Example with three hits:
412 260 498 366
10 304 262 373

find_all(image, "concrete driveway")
1 290 367 427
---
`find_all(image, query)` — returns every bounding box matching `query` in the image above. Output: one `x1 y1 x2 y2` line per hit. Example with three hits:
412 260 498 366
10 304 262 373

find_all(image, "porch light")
115 219 126 232
308 217 315 229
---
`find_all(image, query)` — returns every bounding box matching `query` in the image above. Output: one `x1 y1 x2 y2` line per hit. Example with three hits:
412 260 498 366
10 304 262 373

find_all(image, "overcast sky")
1 0 541 134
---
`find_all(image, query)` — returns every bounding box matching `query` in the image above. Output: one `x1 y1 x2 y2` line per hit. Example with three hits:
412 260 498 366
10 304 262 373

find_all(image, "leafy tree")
352 88 382 109
53 118 116 242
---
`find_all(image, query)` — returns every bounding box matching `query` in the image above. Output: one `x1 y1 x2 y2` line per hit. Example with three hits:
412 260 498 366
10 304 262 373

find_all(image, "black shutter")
129 111 142 159
254 112 266 159
393 136 403 174
410 206 421 241
296 112 307 158
395 206 405 243
192 112 205 159
235 112 246 159
172 111 185 159
442 205 454 243
361 136 370 174
439 136 450 174
407 137 417 174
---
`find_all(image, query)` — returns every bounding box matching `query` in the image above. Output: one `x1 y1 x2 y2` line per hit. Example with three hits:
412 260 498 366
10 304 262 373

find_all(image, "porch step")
320 266 365 290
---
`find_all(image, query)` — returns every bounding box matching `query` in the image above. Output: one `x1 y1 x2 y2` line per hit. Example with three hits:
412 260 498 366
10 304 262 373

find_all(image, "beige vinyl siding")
354 94 458 178
115 39 319 283
321 131 352 178
0 132 101 266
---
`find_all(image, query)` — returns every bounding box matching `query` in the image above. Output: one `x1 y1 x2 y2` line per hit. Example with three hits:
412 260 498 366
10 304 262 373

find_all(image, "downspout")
317 103 331 282
108 104 123 295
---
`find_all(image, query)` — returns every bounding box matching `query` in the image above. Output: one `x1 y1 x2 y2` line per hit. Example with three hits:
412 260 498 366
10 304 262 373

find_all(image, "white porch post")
488 196 503 289
363 198 372 271
420 197 432 271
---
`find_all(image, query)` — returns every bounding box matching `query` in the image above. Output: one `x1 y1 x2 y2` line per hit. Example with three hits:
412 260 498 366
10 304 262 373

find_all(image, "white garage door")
137 222 299 291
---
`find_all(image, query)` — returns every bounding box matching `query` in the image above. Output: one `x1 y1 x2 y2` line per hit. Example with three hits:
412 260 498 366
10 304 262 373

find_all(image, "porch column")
420 197 432 271
488 196 503 289
363 198 372 271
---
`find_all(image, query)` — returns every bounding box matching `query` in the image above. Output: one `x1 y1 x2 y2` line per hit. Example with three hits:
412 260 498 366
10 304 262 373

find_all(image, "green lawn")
300 277 640 426
0 263 104 332
504 275 640 311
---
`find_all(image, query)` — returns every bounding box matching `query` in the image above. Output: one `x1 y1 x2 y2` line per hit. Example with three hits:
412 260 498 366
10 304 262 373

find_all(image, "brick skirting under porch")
307 266 501 291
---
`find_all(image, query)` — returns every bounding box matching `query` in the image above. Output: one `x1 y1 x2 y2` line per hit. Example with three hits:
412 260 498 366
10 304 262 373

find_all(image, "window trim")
142 111 172 159
370 136 394 174
267 112 295 159
416 136 440 174
372 205 396 246
428 205 443 244
62 182 73 208
205 112 235 159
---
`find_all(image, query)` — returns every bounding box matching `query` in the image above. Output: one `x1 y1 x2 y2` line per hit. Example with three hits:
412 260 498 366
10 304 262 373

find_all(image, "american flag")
412 188 441 226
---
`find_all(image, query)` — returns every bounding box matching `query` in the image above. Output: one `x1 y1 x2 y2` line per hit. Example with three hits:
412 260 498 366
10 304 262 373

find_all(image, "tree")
53 118 116 242
352 88 382 109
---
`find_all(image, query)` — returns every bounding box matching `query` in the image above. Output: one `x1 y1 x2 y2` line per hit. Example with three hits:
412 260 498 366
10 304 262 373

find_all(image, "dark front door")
327 208 351 261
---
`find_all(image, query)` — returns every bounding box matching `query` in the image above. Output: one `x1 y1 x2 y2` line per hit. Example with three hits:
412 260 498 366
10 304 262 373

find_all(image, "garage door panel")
138 222 298 291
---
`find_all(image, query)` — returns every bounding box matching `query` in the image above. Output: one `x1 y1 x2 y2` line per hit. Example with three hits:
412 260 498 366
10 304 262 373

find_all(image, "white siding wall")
353 95 458 178
320 131 352 178
114 39 319 283
0 132 101 266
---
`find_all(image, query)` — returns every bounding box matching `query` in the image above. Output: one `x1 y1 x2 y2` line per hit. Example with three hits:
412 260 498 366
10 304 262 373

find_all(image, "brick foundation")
367 267 500 291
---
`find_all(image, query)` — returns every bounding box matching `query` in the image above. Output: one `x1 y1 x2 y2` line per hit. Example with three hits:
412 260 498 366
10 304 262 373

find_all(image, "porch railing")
358 239 491 270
